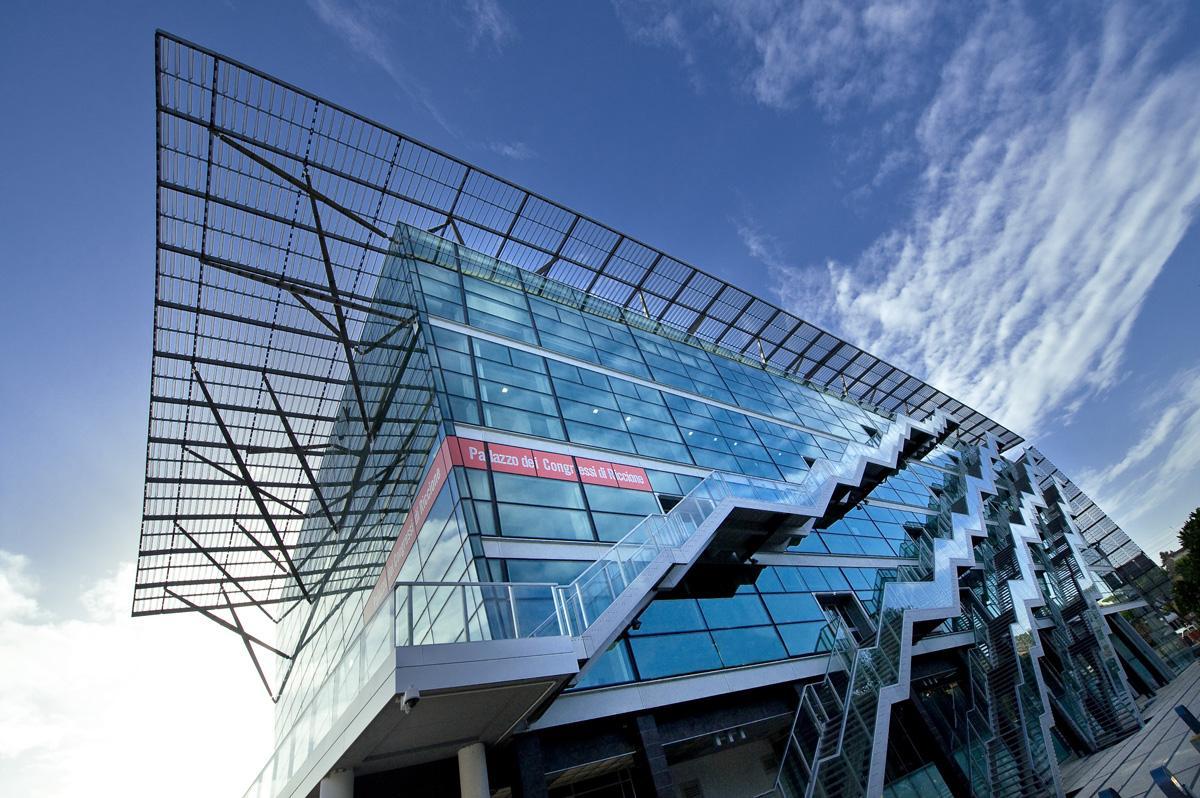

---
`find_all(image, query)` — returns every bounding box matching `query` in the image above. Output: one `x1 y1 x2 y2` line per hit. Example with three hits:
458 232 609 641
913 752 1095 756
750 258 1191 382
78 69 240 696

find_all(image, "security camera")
400 685 420 714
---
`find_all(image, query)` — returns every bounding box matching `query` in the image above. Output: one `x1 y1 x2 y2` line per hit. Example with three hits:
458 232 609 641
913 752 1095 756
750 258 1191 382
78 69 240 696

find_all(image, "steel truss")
139 31 1024 688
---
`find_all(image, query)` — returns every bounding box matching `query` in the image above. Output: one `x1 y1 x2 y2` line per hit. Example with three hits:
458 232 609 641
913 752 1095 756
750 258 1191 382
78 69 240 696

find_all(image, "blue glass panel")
630 632 721 679
645 469 681 494
505 559 588 584
565 420 635 451
497 504 593 540
823 534 866 555
712 626 787 667
593 512 645 542
493 472 586 508
859 537 898 556
583 484 660 514
632 598 706 634
753 568 785 593
778 621 828 656
573 641 636 689
763 592 825 624
698 594 771 629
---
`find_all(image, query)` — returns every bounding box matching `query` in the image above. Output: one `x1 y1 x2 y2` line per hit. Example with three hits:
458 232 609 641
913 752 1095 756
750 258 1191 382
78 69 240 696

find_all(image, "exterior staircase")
769 440 1119 798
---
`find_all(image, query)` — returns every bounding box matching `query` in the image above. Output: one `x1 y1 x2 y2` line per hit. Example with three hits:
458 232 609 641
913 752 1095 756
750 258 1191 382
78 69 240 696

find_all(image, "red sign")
455 437 489 469
576 457 619 487
486 442 537 476
535 450 577 481
364 438 456 620
612 462 652 491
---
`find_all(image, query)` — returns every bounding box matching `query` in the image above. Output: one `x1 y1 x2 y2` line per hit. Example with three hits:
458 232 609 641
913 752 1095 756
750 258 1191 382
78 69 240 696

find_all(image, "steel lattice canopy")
137 30 1024 618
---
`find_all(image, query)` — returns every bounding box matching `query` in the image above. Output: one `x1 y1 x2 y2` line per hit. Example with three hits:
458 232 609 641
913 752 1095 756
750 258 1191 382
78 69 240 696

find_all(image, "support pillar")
512 733 549 798
458 742 490 798
319 768 353 798
633 714 675 798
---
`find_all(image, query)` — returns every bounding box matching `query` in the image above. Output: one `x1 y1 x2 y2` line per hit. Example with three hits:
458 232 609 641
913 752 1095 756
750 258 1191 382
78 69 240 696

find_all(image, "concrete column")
319 768 353 798
512 733 548 798
634 714 675 798
458 742 490 798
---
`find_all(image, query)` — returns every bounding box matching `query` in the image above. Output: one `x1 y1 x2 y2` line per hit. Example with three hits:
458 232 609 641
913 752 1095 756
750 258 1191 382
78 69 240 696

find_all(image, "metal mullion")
163 587 291 658
191 367 312 601
262 373 339 534
174 522 278 622
304 173 371 434
738 307 782 356
158 177 392 259
535 214 580 276
153 350 423 390
181 446 307 516
160 242 414 321
221 585 279 700
581 234 626 295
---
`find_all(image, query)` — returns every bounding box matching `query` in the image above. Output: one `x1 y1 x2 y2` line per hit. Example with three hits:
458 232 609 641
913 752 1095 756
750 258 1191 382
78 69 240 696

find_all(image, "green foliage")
1174 508 1200 618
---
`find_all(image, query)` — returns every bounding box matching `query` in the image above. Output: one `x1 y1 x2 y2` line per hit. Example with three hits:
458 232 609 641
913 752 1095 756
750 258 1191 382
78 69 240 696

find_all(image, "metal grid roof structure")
137 31 1024 623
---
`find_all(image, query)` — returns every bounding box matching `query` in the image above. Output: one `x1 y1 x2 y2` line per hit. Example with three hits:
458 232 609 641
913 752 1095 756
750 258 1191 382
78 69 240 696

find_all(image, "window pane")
630 632 721 679
763 592 824 624
573 641 636 689
632 598 706 635
698 594 771 629
493 472 585 508
497 504 594 540
583 484 660 515
712 626 787 667
778 622 827 656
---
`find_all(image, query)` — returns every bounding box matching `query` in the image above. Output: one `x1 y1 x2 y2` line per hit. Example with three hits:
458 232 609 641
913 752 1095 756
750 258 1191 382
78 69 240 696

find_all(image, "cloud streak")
1076 367 1200 554
612 0 704 91
487 140 536 160
465 0 517 51
768 1 1200 438
713 0 940 114
307 0 460 137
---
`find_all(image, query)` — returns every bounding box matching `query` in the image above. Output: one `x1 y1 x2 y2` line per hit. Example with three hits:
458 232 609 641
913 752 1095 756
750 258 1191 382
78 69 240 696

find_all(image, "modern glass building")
135 32 1193 798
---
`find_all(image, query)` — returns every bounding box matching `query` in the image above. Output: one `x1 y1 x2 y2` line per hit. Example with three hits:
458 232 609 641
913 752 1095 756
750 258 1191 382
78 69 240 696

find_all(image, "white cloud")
735 218 789 271
465 0 517 51
307 0 459 137
1075 368 1200 555
487 140 536 160
767 1 1200 437
711 0 939 114
612 0 703 90
0 553 273 797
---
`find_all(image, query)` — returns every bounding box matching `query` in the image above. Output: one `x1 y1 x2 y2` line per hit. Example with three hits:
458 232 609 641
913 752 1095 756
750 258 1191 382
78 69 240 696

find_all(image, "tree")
1173 508 1200 618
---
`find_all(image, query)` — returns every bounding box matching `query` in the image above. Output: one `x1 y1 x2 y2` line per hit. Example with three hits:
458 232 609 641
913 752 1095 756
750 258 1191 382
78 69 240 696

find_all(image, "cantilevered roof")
137 31 1023 619
1026 447 1144 568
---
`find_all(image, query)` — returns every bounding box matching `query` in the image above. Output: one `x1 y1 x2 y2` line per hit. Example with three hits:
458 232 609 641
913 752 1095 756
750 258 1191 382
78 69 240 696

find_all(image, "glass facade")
140 37 1193 798
230 222 1194 798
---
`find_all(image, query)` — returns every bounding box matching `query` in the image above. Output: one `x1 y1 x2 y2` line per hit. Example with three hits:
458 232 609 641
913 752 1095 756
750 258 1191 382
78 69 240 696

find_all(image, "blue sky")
1 1 1198 794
